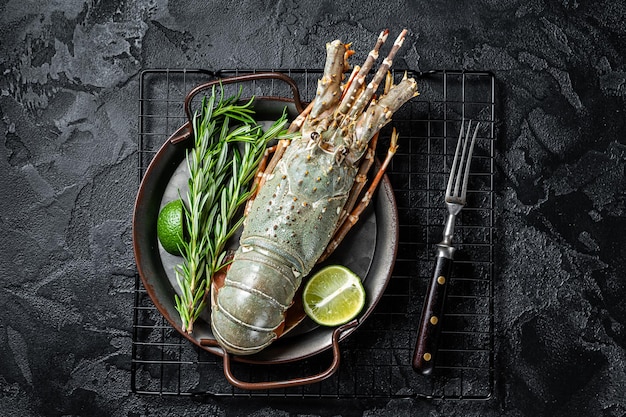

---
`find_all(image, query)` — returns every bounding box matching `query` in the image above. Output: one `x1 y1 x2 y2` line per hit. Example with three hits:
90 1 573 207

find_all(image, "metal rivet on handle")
423 353 432 361
437 276 446 285
430 316 439 325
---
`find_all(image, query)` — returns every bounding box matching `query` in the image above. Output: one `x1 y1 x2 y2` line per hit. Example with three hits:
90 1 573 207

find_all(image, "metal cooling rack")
132 68 496 399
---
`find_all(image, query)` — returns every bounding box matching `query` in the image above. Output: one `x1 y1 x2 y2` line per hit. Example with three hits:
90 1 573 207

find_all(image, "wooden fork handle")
412 246 454 374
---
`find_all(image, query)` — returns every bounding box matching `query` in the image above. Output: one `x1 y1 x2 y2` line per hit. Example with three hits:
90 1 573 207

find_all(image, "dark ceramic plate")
132 96 398 366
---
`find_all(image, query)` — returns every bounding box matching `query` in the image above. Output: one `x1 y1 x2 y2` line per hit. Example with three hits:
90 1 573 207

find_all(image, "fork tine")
460 121 480 199
446 119 466 198
453 120 473 197
447 120 480 200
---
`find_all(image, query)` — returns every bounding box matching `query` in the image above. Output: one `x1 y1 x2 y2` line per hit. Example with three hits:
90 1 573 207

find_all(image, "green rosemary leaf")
174 86 292 334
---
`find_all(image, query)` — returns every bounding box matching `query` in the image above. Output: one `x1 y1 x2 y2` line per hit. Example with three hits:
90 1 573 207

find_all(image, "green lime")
302 265 366 327
157 199 186 256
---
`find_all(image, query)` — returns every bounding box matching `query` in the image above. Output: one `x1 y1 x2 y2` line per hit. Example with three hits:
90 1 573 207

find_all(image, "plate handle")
200 320 357 390
169 72 305 145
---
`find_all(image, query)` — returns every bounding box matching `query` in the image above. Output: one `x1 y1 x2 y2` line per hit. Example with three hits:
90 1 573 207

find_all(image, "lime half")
157 199 186 256
302 265 366 327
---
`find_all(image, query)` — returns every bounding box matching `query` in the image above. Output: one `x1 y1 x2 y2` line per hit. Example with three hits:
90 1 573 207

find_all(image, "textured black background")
1 1 625 416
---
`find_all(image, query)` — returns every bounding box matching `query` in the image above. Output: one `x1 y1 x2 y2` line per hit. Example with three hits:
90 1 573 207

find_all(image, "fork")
412 119 480 375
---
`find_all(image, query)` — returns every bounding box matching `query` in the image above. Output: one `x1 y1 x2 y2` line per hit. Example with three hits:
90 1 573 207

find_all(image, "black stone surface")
1 1 625 416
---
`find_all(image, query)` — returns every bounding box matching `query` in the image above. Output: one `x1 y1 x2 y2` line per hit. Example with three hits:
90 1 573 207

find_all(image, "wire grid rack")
132 68 496 399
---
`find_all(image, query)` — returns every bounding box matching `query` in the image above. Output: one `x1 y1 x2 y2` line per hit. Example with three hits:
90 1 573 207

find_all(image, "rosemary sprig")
174 86 292 333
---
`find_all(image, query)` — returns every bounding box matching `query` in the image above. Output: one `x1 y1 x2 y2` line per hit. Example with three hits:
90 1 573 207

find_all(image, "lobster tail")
211 245 300 355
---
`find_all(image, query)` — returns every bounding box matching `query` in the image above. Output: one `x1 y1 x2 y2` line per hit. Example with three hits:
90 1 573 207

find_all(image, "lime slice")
157 199 186 256
302 265 366 327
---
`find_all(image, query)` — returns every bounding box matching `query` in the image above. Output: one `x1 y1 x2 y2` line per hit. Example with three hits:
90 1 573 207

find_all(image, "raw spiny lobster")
211 30 418 355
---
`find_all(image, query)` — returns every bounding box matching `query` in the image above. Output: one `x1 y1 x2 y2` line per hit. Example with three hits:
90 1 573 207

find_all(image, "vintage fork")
412 119 480 375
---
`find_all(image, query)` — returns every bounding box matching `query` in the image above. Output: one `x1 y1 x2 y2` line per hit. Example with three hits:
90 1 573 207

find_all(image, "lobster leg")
345 30 407 123
244 144 278 216
335 132 379 232
347 74 418 163
252 99 315 195
319 128 399 262
335 29 389 119
333 68 397 227
288 100 315 134
334 68 398 223
307 41 353 123
340 65 361 102
244 98 315 216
